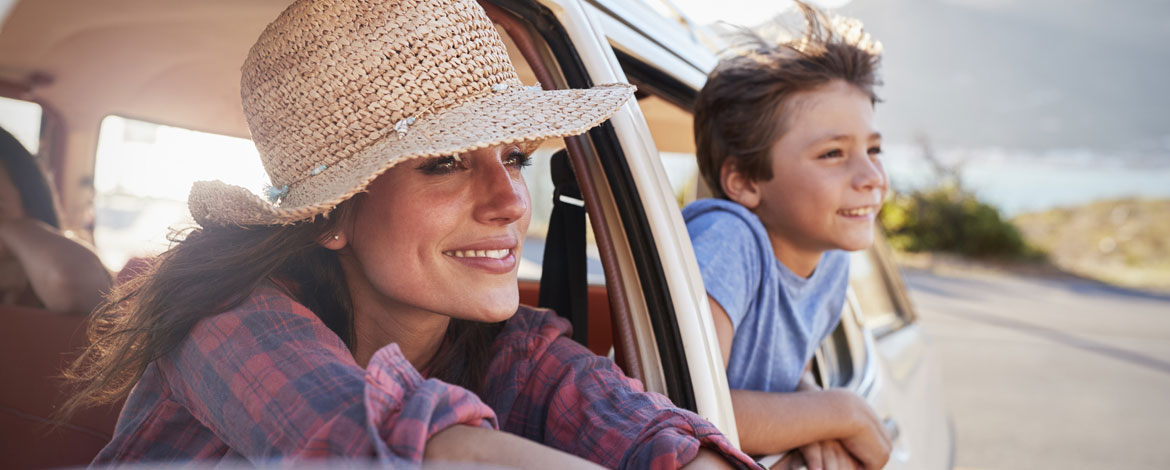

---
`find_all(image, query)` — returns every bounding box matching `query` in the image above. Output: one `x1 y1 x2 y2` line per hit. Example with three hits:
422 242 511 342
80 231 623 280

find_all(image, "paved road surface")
903 268 1170 470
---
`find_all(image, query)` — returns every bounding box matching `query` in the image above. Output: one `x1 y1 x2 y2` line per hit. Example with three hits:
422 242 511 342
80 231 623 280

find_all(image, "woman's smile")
338 143 532 325
442 236 521 274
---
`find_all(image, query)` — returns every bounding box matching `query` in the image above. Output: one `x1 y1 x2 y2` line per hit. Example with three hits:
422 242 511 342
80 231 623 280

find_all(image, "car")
0 0 953 468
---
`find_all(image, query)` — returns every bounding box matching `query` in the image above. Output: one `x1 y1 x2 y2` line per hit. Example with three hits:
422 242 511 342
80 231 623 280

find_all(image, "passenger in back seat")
0 127 110 314
59 0 760 469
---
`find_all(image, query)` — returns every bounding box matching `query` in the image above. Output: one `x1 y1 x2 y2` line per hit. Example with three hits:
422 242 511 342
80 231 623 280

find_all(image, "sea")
881 144 1170 216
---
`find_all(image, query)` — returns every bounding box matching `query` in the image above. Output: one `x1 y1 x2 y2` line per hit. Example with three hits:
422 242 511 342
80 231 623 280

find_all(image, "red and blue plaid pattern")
93 287 757 469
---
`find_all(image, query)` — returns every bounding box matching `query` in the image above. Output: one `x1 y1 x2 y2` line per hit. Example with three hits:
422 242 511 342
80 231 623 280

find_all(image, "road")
903 267 1170 470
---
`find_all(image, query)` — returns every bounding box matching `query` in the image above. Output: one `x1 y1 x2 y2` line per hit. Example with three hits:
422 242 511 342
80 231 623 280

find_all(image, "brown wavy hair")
60 196 502 418
693 1 883 199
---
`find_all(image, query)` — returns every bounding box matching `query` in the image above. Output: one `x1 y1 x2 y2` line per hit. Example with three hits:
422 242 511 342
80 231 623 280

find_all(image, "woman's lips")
444 249 511 259
442 248 517 274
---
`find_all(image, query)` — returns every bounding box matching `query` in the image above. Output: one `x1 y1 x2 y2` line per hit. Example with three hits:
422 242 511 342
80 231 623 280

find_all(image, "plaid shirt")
93 286 758 469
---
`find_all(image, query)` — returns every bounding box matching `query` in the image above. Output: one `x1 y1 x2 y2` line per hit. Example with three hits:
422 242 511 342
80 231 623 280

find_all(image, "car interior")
0 1 932 468
0 1 704 467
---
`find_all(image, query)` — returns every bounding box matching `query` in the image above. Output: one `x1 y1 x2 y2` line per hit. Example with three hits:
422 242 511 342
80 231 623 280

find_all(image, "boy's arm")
729 388 889 467
707 296 891 468
709 295 736 368
791 361 863 469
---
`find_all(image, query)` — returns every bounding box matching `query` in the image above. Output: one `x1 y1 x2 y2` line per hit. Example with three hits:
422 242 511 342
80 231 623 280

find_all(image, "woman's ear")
720 159 761 209
320 231 347 250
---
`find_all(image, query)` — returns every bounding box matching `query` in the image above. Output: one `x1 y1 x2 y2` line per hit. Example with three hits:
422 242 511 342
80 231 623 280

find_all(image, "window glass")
92 116 268 271
639 94 701 207
0 96 42 155
849 249 905 335
526 93 700 286
661 151 701 207
517 144 607 285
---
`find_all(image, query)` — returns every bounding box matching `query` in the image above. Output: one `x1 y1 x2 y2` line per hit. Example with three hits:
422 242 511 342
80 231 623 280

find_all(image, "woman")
0 126 110 314
63 0 757 468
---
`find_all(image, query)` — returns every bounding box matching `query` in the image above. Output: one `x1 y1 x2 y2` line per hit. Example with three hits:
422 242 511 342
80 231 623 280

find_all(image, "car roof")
0 0 716 139
0 0 293 139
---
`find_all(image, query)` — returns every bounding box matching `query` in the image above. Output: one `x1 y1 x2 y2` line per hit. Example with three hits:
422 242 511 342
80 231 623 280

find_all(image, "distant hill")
1013 198 1170 291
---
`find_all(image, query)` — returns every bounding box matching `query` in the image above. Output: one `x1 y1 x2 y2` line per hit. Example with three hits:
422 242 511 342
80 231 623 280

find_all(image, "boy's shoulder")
683 198 772 266
682 198 762 235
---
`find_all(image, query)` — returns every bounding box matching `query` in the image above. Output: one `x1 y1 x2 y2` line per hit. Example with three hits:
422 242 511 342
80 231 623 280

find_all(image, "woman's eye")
868 146 883 156
818 149 844 159
417 155 463 175
505 150 533 169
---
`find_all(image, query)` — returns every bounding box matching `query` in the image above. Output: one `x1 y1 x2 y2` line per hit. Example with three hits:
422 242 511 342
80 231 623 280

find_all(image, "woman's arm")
0 218 110 314
681 449 738 470
427 424 603 469
155 288 506 465
481 308 759 469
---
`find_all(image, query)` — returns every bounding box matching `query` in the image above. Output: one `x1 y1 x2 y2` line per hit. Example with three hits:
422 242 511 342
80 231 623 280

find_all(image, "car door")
842 233 955 469
560 1 955 468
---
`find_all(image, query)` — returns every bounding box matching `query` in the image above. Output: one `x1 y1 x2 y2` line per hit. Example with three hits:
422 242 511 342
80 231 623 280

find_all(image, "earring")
332 234 340 240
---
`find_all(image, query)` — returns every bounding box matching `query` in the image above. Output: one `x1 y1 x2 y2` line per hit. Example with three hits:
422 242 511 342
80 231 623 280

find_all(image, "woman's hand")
825 389 891 470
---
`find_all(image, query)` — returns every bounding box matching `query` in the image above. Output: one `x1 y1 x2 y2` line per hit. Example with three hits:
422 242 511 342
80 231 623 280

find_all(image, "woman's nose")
474 161 528 224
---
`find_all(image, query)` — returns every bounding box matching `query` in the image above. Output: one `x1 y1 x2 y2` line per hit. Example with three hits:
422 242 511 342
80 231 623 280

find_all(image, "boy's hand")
827 389 892 470
798 440 860 470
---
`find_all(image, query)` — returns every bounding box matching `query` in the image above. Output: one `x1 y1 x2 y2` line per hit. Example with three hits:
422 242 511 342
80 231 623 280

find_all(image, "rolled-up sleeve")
157 289 497 465
481 307 759 469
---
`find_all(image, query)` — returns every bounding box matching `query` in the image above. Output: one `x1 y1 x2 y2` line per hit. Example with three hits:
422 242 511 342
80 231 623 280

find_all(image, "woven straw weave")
189 0 634 226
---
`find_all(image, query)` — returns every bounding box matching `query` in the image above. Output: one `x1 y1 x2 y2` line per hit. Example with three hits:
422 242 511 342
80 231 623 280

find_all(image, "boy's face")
749 81 887 262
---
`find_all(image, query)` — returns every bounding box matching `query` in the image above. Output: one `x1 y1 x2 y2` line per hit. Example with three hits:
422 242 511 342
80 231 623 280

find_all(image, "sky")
665 0 1170 213
668 0 854 26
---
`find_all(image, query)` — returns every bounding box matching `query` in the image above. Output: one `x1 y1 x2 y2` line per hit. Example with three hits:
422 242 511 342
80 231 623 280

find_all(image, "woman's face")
338 143 533 324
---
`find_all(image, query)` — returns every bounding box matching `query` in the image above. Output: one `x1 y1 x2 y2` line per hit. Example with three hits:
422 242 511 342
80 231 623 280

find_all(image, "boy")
684 4 891 470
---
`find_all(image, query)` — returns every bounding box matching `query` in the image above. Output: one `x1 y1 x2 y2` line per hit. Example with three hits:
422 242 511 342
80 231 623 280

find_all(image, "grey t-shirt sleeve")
684 202 764 330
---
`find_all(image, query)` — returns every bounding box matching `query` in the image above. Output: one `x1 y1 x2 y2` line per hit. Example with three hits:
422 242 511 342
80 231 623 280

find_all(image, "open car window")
92 116 268 271
849 231 916 337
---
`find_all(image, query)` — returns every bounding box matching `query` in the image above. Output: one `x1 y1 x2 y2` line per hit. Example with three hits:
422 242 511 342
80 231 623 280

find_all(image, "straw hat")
189 0 634 226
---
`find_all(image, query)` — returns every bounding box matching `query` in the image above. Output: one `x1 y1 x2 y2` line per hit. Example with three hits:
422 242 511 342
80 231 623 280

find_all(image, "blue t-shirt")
683 198 849 393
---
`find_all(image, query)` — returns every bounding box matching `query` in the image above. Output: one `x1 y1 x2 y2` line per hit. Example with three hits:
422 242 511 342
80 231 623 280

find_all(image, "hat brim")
189 83 635 226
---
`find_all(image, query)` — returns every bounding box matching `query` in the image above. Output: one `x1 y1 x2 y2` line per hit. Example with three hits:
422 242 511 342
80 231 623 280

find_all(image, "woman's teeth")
838 207 876 217
445 249 511 259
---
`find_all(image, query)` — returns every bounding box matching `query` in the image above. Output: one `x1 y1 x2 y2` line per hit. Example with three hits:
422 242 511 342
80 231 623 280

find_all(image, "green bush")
880 183 1045 260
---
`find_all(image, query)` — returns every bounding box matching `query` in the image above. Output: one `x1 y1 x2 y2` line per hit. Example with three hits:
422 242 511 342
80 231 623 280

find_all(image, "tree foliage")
880 182 1045 260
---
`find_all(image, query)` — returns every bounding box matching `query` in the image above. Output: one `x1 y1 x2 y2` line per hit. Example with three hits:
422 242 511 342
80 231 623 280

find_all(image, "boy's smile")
837 205 880 218
735 80 887 277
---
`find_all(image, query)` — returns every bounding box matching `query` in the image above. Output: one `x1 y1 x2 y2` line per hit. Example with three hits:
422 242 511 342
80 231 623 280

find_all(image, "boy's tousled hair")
693 1 883 199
